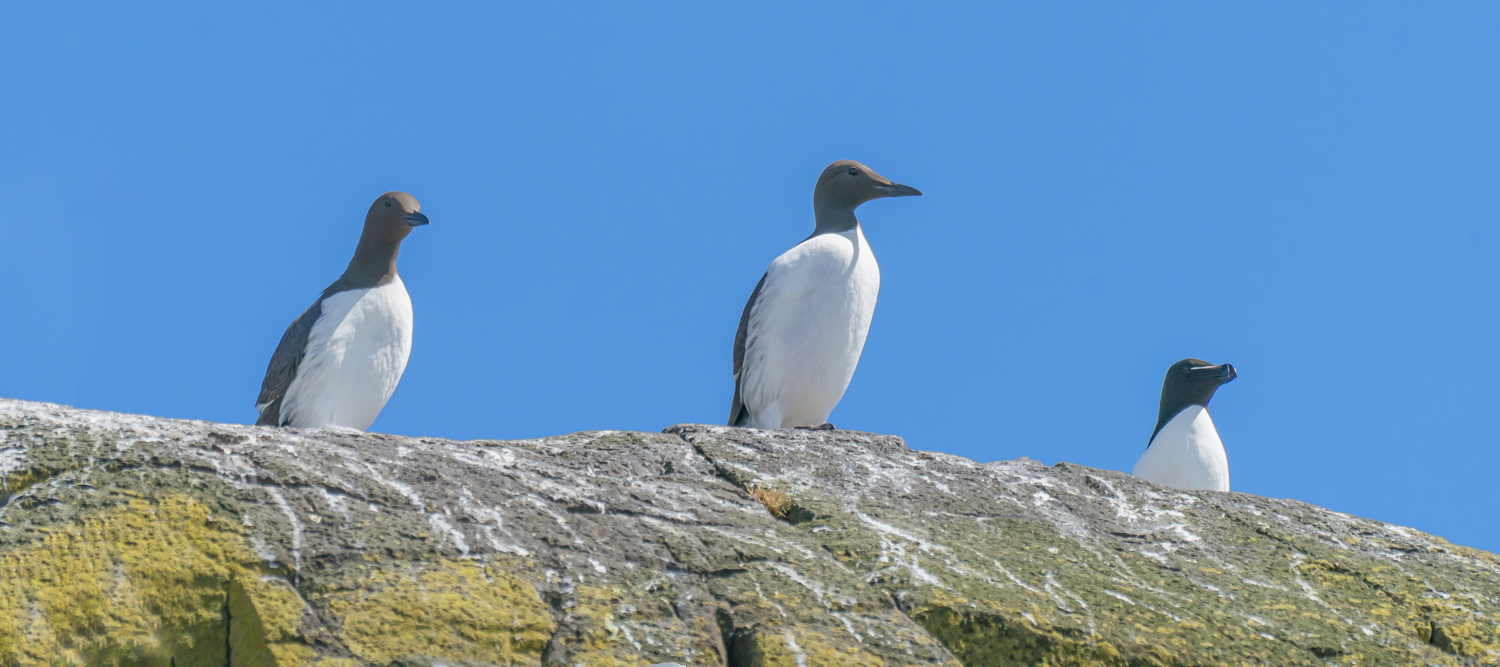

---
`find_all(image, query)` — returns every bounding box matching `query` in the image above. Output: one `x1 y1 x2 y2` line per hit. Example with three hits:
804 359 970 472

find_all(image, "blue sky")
2 4 1498 551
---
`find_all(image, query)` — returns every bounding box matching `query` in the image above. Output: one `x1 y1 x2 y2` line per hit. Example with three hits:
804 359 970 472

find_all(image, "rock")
670 425 1500 667
0 400 1494 666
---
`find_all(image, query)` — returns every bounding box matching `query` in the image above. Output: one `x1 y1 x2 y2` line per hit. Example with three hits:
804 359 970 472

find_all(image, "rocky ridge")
0 398 1496 666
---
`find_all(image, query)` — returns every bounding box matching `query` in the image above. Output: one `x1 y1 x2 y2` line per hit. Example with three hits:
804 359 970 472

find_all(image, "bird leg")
795 423 837 431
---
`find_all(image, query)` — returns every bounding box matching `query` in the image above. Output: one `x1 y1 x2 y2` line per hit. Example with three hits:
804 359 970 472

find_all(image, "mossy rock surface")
0 399 1494 666
669 425 1500 667
0 400 950 667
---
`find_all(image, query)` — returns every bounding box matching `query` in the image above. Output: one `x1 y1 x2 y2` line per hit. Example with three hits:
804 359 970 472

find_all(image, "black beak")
1219 364 1237 382
404 212 430 226
876 183 923 198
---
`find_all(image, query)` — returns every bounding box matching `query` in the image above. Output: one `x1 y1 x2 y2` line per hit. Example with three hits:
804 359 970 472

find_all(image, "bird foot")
795 423 837 431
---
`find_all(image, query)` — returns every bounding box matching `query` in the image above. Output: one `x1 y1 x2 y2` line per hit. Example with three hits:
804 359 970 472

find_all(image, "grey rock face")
0 399 1495 667
669 425 1500 666
0 400 950 667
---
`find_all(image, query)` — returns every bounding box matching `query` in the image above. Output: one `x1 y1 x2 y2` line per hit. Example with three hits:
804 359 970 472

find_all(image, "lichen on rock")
668 425 1500 667
0 399 1495 666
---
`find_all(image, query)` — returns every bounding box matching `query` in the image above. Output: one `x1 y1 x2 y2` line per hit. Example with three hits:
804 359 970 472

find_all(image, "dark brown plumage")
255 192 428 427
727 160 921 427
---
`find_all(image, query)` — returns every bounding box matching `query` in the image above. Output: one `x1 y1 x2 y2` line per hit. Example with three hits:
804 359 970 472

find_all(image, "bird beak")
876 183 923 198
404 212 430 226
1190 363 1237 382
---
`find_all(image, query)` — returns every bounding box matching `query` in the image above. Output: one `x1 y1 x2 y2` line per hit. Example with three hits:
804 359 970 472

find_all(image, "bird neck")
341 234 402 288
1149 400 1210 448
812 203 860 236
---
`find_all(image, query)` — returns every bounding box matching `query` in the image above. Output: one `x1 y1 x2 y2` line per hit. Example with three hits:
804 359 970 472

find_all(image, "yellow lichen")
556 584 637 667
557 583 724 667
1 469 49 502
230 576 320 666
0 494 323 667
750 628 884 667
323 558 554 665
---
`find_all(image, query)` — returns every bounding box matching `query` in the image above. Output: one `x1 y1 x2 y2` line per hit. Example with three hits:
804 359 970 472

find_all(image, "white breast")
280 277 414 431
740 227 880 429
1131 405 1230 492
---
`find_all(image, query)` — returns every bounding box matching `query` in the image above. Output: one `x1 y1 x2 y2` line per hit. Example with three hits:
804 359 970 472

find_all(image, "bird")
728 160 922 430
1131 359 1238 491
254 192 429 430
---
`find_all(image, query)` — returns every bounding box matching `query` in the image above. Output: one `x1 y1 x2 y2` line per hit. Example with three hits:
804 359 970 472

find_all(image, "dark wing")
728 272 769 426
254 299 323 426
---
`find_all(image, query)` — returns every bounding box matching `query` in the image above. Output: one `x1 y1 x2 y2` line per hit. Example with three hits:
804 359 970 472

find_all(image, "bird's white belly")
1131 405 1230 492
743 228 880 429
281 278 413 431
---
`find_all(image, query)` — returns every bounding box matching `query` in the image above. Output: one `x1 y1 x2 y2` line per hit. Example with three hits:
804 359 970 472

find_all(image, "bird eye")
384 202 392 208
847 168 859 176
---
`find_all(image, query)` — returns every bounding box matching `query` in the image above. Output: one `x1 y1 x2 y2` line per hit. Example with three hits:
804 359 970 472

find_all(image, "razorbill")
1131 359 1237 491
255 192 429 430
728 160 922 430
